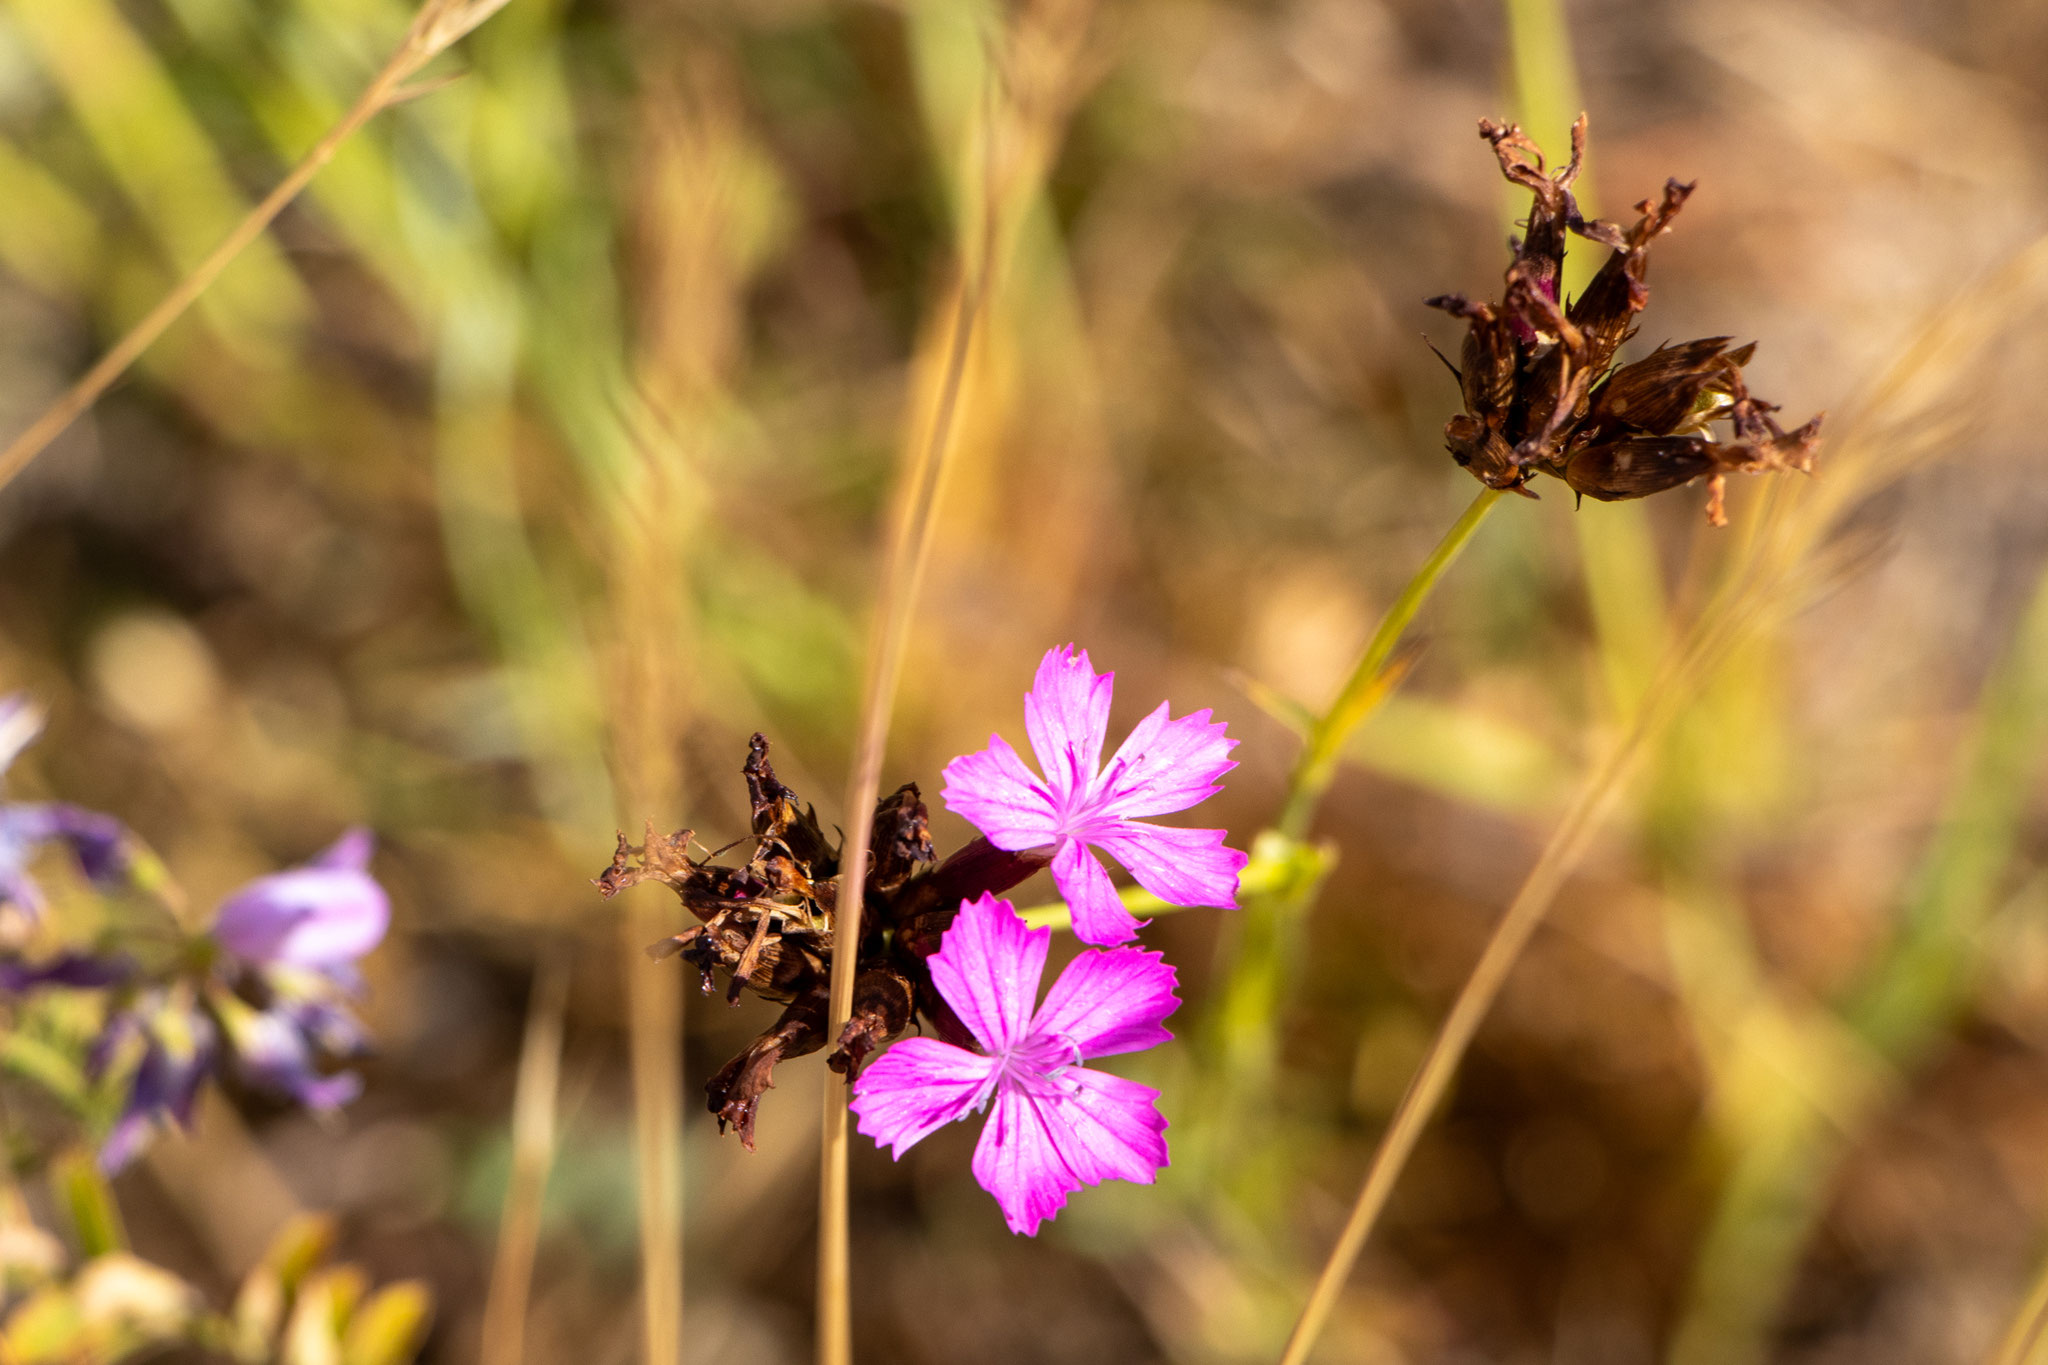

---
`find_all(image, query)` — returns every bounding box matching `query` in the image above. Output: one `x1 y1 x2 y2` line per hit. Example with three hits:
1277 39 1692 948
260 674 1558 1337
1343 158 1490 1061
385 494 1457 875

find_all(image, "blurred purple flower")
0 803 133 919
0 951 133 993
0 695 136 921
942 645 1248 946
91 997 216 1174
90 831 390 1171
210 986 366 1112
209 828 388 969
850 893 1178 1235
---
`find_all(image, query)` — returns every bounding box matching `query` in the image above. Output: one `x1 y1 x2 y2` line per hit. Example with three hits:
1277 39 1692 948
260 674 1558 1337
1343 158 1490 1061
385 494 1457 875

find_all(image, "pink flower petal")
1032 947 1179 1060
850 1037 999 1157
971 1086 1073 1236
969 1070 1169 1236
940 735 1061 852
1051 839 1143 947
310 827 376 873
1089 702 1238 820
1055 1068 1171 1184
928 894 1049 1053
1022 646 1114 806
211 829 390 970
1089 821 1247 910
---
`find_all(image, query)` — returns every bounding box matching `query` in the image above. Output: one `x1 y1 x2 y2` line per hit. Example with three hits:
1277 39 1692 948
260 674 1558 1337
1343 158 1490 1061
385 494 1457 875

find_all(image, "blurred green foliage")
1 0 2047 1362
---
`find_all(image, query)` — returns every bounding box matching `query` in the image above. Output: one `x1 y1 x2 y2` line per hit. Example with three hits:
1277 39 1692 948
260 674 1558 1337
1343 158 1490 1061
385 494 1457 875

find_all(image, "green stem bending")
1277 488 1503 841
1016 832 1328 933
1174 487 1502 1225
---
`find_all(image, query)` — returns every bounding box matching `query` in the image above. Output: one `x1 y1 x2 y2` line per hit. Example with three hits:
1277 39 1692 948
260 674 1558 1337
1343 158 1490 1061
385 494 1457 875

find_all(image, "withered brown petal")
1585 337 1743 435
706 989 829 1152
1563 434 1720 501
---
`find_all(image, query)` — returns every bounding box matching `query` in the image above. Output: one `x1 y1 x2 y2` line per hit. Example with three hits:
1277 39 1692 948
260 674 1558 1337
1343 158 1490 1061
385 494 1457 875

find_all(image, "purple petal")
1089 821 1247 910
286 998 370 1058
968 1070 1169 1235
211 834 389 969
86 1010 139 1082
940 736 1061 852
0 952 134 994
0 802 134 920
1089 702 1237 821
850 1037 999 1157
928 894 1048 1053
1050 839 1143 947
310 827 376 873
1031 946 1179 1060
292 1071 364 1110
1022 646 1114 806
219 999 360 1111
41 805 131 886
163 1016 218 1128
1051 1069 1171 1185
98 1107 156 1175
99 1009 217 1173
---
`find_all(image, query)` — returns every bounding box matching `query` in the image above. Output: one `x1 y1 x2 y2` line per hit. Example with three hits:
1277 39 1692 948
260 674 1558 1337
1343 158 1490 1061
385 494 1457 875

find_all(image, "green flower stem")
1206 488 1502 1098
1276 488 1503 842
1016 831 1332 934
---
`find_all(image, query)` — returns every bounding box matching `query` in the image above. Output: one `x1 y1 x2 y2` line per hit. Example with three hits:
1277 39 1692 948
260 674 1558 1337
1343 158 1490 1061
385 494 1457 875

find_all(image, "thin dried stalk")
814 170 991 1365
479 954 572 1365
625 898 684 1363
608 447 693 1365
1279 232 2048 1365
816 7 1099 1360
0 0 510 495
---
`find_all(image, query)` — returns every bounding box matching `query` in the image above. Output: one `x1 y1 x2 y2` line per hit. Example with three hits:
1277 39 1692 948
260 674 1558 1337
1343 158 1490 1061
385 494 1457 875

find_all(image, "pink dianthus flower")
850 893 1178 1235
941 645 1247 946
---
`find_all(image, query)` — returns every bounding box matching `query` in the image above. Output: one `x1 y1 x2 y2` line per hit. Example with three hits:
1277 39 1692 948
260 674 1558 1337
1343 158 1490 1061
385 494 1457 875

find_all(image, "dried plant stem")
626 900 684 1363
479 953 572 1365
1273 229 2048 1359
816 232 990 1365
0 0 507 496
607 459 693 1365
1278 732 1639 1365
814 9 1097 1355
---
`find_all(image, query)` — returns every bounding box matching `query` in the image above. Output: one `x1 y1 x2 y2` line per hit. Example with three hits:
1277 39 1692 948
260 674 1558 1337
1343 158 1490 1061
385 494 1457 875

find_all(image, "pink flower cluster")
853 645 1247 1234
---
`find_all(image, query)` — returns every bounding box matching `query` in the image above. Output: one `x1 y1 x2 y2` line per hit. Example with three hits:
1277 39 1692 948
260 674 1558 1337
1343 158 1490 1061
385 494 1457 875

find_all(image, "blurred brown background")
5 0 2048 1360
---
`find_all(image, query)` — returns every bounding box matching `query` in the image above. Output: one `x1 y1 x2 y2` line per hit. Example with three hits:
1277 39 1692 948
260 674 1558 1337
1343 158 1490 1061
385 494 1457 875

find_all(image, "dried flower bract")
1427 115 1822 525
594 735 1045 1149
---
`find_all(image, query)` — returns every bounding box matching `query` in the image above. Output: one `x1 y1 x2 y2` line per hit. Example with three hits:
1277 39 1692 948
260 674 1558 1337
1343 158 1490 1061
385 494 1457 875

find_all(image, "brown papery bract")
1427 114 1823 525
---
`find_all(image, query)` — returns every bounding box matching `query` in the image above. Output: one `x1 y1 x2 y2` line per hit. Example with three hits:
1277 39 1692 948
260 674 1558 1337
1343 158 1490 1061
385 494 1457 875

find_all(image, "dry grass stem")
816 8 1099 1360
1279 233 2048 1365
608 450 695 1365
815 160 991 1365
478 954 572 1365
0 0 508 496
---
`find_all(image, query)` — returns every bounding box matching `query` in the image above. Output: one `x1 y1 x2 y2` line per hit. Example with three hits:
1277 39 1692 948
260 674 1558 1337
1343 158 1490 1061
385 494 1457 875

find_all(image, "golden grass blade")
816 7 1102 1357
815 174 992 1365
608 445 694 1365
626 900 684 1364
1278 231 2048 1365
479 954 572 1365
0 0 509 496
